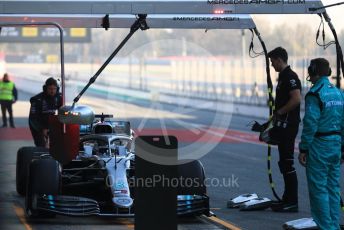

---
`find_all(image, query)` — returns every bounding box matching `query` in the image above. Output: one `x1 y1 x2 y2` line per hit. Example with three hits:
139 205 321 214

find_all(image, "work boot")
10 118 15 128
270 199 283 205
270 201 298 212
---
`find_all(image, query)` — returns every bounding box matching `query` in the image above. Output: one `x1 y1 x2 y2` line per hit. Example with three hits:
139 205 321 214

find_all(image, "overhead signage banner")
0 27 91 43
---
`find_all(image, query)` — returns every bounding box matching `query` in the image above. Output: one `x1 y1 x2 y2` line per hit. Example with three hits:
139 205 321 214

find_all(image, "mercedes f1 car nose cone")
113 197 133 208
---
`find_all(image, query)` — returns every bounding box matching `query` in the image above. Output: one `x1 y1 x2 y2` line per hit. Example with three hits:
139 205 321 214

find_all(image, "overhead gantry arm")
0 14 255 29
0 0 326 15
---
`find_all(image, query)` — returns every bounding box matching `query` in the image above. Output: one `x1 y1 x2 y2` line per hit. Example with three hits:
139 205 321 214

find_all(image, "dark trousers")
29 123 46 147
0 100 14 126
277 124 299 204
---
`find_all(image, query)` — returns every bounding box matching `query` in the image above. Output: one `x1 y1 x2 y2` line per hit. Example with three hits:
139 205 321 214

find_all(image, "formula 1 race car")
16 114 210 218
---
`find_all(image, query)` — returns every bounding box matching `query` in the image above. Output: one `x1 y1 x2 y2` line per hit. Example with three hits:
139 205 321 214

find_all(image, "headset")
43 77 60 93
308 58 332 78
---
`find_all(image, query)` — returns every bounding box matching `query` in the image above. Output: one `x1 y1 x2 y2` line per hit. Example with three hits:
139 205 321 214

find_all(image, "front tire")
16 147 48 196
25 158 61 218
178 160 206 195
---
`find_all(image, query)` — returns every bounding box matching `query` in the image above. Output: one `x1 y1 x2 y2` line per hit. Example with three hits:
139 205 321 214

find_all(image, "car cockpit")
79 114 134 158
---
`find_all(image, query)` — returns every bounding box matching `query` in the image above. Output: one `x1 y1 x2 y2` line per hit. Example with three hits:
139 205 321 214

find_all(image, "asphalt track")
1 90 344 230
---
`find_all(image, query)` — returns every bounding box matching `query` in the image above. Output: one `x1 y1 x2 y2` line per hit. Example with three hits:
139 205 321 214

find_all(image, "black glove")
251 121 263 132
250 120 271 132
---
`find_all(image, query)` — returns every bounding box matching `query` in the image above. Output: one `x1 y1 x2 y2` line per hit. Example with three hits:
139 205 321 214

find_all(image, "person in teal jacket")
298 58 344 230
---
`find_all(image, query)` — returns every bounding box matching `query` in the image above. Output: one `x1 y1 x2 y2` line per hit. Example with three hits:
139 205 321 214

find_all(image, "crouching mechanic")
29 77 62 147
298 58 344 230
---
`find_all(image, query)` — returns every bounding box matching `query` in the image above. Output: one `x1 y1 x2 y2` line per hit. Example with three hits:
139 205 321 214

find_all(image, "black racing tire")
177 160 206 195
16 147 49 196
25 158 61 218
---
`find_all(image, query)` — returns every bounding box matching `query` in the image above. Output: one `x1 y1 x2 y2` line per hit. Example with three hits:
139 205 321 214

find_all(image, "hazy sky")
253 0 344 32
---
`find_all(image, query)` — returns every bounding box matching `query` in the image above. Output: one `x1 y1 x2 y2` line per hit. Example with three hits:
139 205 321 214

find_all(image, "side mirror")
58 104 94 125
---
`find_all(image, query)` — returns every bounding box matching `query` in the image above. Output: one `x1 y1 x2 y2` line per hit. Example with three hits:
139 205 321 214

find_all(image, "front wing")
32 194 210 217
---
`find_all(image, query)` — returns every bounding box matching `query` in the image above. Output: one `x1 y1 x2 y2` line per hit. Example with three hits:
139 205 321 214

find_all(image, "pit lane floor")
0 139 232 230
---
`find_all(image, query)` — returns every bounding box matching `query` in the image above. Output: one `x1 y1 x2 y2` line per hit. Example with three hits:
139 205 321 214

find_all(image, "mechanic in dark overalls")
29 77 62 147
268 47 302 212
